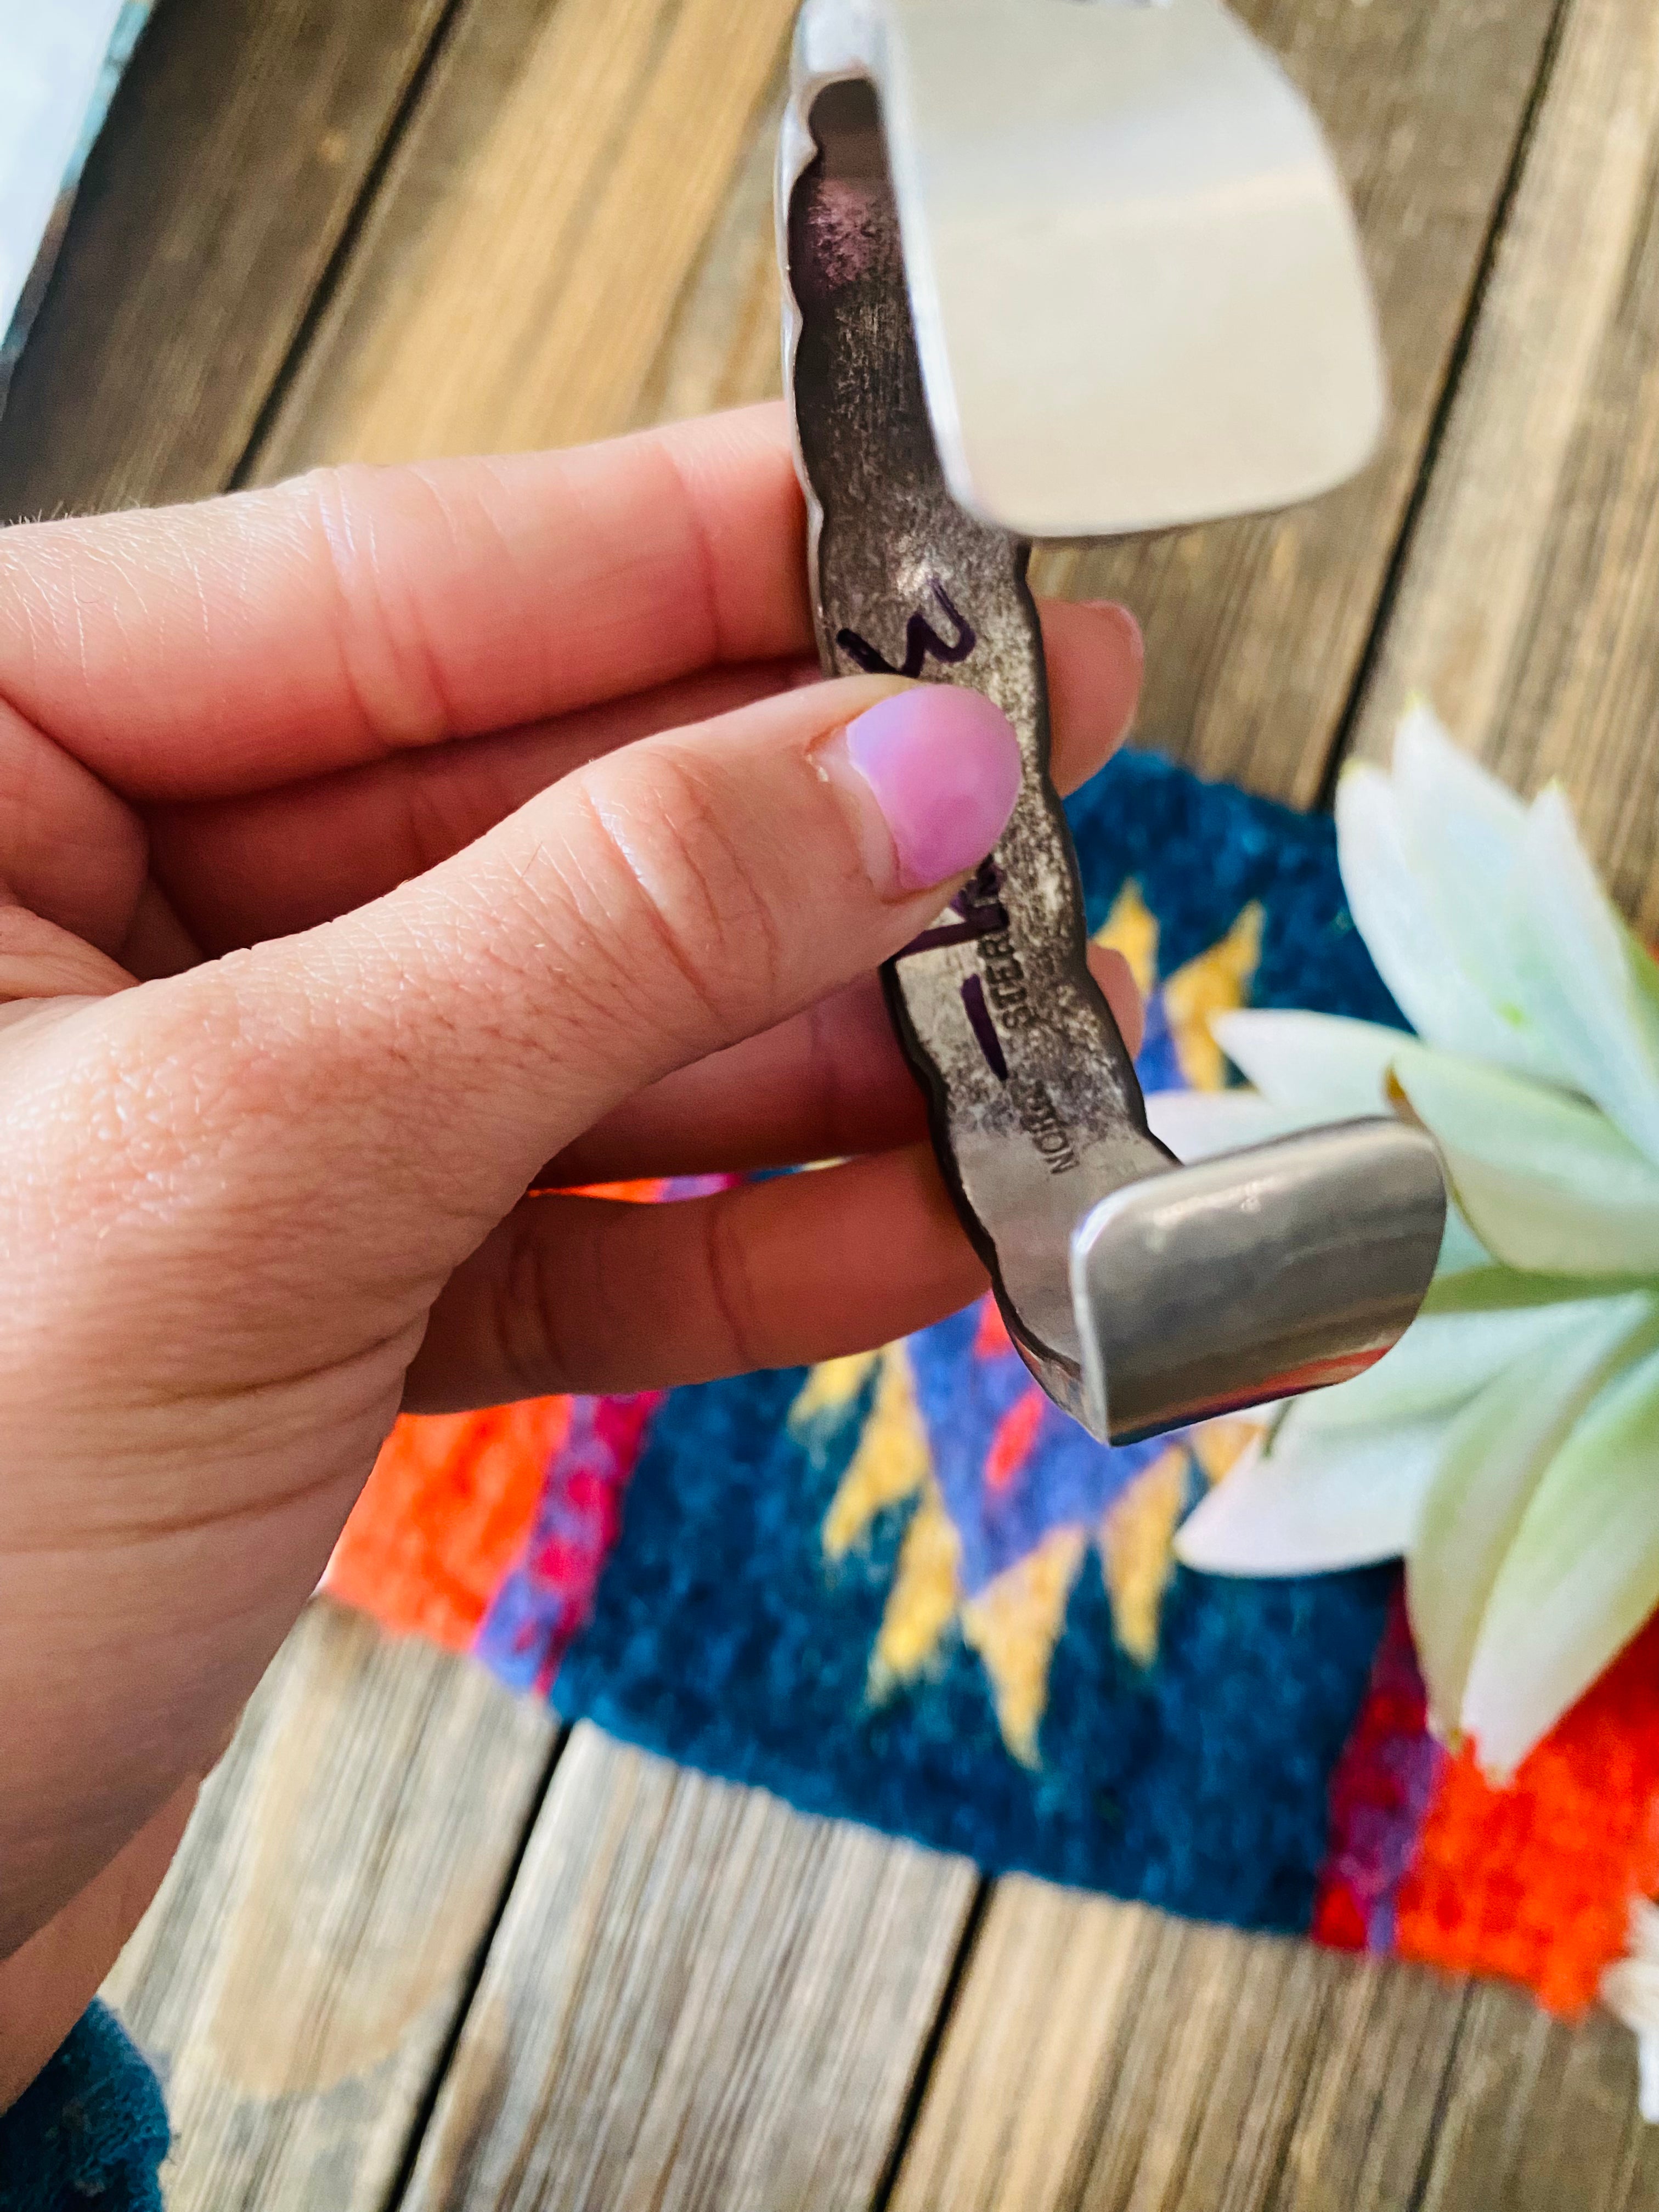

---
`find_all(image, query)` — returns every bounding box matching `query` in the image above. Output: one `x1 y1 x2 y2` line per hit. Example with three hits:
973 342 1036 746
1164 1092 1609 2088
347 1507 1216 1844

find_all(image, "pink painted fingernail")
842 687 1022 891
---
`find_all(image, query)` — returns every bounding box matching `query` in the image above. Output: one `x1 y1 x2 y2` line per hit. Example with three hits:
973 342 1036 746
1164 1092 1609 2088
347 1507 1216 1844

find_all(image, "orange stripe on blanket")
1395 1612 1659 2015
326 1400 569 1650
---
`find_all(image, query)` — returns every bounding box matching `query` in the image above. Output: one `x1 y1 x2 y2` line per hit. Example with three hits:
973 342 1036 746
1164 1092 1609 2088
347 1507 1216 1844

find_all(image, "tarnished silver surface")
785 75 1171 1427
781 60 1447 1443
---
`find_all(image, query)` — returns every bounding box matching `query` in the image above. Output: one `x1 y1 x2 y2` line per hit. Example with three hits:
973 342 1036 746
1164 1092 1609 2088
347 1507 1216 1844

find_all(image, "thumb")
0 673 1020 1946
154 672 1021 1260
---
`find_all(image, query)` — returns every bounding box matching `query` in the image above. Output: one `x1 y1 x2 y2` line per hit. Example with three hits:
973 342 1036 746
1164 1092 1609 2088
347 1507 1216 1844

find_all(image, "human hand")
0 404 1141 2086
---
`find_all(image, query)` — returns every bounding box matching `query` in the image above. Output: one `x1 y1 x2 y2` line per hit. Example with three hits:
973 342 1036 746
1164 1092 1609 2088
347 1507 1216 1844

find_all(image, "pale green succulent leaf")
1335 761 1499 1054
1389 708 1556 1049
1390 1043 1659 1274
1510 787 1659 1170
1416 1263 1626 1316
1293 1289 1630 1436
1210 1009 1404 1116
1180 713 1659 1752
1174 1412 1446 1576
1143 1087 1311 1162
1407 1293 1659 1740
1627 910 1659 1030
1336 747 1567 1084
1461 1340 1659 1780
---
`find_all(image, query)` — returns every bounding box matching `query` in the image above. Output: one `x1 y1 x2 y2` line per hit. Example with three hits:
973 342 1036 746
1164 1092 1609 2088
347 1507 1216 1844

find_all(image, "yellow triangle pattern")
868 1476 963 1699
1100 1446 1191 1667
1093 879 1160 994
816 1345 930 1562
792 1348 881 1434
1190 1417 1264 1488
1162 901 1263 1092
961 1527 1090 1768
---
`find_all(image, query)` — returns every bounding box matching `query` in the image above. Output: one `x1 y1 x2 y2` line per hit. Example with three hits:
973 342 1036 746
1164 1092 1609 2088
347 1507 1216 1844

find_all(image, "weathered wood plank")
398 1726 978 2212
0 0 453 522
102 1599 556 2212
630 69 786 431
1348 0 1659 931
885 1878 1479 2212
1417 1983 1659 2212
252 0 798 478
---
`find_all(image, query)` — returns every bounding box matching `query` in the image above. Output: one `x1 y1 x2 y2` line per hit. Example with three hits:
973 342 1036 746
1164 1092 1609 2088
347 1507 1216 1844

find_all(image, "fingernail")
838 687 1023 891
1084 599 1144 671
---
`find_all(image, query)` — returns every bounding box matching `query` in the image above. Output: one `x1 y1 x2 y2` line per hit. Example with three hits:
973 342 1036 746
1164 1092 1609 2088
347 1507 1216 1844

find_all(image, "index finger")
0 405 810 804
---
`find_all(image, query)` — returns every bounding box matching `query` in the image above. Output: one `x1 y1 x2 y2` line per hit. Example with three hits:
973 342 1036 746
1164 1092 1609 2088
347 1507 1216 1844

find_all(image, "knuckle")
288 463 455 749
495 1207 581 1397
570 744 787 1048
699 1191 763 1376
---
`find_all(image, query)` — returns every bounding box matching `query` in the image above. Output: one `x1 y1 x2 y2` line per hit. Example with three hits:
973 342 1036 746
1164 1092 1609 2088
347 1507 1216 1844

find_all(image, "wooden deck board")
0 0 453 521
250 0 798 478
103 1601 555 2212
1349 0 1659 929
397 1727 978 2212
631 24 1659 2205
630 61 786 433
887 1881 1655 2212
874 2 1659 2203
1414 1984 1659 2212
886 1880 1477 2212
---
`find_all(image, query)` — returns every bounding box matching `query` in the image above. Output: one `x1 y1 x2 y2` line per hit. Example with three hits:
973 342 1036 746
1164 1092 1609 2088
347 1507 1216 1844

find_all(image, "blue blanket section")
557 1366 1395 1926
556 749 1404 1931
912 1303 1174 1595
1064 745 1401 1023
0 2004 166 2212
